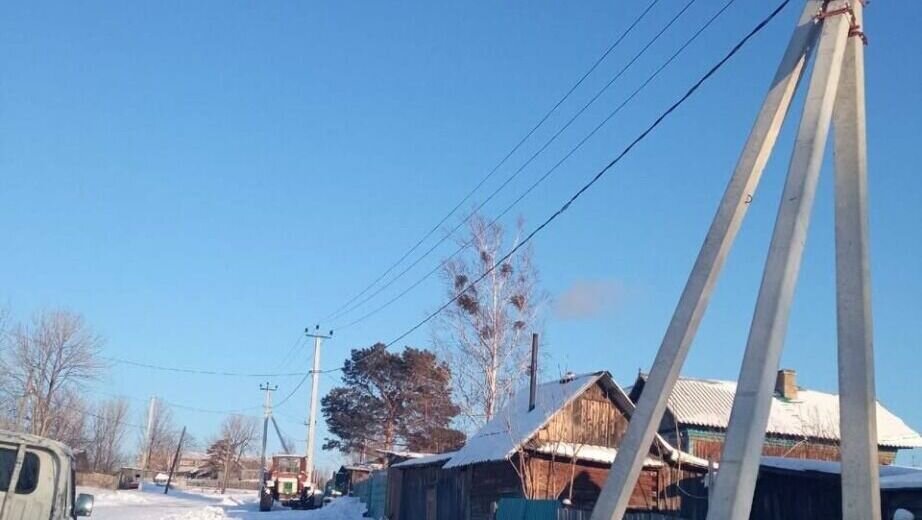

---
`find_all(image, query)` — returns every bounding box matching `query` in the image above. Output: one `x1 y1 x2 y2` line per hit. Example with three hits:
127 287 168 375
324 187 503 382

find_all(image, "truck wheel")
259 493 273 512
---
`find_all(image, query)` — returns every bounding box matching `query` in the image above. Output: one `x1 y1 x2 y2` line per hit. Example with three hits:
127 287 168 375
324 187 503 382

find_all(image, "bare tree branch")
433 214 546 429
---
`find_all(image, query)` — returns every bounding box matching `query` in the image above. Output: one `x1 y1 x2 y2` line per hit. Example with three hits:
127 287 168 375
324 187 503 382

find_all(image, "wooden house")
629 369 922 464
335 462 383 495
387 372 710 520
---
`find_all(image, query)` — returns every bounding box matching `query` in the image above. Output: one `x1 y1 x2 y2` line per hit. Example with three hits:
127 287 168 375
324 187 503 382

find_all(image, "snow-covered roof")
341 463 383 472
533 442 663 467
444 372 606 469
760 456 922 490
391 451 457 469
645 376 922 449
375 449 431 460
440 371 709 471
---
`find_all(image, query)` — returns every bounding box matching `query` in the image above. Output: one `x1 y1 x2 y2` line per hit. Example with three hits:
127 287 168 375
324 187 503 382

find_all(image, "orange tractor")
259 454 321 511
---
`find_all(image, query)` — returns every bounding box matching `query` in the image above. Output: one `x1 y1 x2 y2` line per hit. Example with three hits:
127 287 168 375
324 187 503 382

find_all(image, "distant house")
375 449 432 467
335 462 384 495
175 451 211 479
629 369 922 464
387 372 711 520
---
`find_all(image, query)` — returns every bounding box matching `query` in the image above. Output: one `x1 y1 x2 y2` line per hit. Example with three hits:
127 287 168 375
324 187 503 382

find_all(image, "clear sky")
2 0 921 469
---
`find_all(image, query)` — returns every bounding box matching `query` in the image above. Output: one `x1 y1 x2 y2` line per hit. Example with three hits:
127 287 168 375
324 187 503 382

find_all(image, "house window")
0 448 41 494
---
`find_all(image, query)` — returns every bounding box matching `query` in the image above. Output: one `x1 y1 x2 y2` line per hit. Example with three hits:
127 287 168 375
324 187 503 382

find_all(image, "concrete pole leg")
832 3 880 519
590 2 823 518
706 5 853 520
306 336 322 487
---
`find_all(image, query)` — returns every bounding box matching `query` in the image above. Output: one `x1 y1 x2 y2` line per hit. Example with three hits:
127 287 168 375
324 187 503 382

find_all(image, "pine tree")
321 344 464 455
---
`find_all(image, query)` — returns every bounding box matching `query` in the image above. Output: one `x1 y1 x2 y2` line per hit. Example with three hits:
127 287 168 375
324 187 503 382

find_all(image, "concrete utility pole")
258 381 278 501
305 325 332 488
592 2 877 519
141 396 157 489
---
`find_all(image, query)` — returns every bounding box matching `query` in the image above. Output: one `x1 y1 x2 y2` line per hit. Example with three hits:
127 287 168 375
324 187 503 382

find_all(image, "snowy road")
78 486 366 520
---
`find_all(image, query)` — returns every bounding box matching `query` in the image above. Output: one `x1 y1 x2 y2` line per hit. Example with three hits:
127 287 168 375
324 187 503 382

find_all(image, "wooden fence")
352 469 388 519
497 499 689 520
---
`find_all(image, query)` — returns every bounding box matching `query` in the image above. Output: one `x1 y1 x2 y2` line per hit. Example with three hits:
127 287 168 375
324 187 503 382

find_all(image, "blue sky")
2 1 921 469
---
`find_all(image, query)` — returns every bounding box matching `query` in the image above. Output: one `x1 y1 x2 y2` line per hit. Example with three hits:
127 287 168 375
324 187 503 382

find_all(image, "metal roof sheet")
658 377 922 449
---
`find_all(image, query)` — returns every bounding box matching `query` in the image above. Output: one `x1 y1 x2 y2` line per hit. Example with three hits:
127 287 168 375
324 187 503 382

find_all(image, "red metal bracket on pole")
816 1 868 45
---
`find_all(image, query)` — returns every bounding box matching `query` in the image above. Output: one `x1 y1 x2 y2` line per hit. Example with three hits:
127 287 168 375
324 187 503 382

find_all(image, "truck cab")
0 430 94 520
264 455 321 510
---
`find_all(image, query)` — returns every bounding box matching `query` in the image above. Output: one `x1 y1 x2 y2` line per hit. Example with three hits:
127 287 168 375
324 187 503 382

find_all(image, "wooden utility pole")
164 426 186 495
592 1 877 519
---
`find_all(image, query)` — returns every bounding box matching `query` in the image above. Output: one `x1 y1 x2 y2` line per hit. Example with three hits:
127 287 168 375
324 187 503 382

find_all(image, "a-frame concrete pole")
590 2 822 518
832 4 880 519
706 5 853 519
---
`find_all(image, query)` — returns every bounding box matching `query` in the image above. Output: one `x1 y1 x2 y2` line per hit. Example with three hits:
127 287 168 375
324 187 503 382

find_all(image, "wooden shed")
751 457 922 520
387 372 710 520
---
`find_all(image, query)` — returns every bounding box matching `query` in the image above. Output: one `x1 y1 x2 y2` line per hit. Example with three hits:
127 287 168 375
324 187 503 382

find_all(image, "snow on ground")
78 485 366 520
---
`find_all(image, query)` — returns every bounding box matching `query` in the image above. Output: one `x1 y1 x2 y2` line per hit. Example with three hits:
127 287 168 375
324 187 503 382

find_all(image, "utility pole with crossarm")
591 2 877 519
304 325 332 488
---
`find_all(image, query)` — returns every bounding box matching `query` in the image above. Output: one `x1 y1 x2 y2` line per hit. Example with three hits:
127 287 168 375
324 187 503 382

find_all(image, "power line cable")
273 348 319 409
103 355 308 378
273 333 307 371
333 0 734 331
322 0 662 323
331 0 701 328
89 387 261 416
326 0 793 371
274 369 312 409
82 408 148 431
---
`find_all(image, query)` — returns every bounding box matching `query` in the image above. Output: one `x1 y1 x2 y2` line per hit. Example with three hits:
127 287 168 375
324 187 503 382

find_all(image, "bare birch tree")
434 214 545 428
0 310 103 444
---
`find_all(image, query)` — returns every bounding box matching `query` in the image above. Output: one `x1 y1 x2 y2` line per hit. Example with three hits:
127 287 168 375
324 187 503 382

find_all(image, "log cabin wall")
679 427 898 465
468 461 523 520
523 454 708 519
534 382 630 448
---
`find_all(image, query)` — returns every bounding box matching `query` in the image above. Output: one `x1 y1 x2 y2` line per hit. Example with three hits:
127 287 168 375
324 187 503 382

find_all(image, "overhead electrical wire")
330 0 702 329
272 332 308 371
323 0 794 372
322 0 662 323
332 0 734 331
274 368 313 409
273 347 320 409
89 387 261 416
103 355 308 378
82 408 148 431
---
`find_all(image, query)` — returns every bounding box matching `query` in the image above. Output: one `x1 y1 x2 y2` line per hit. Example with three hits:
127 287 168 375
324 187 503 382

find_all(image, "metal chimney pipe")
529 333 539 412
